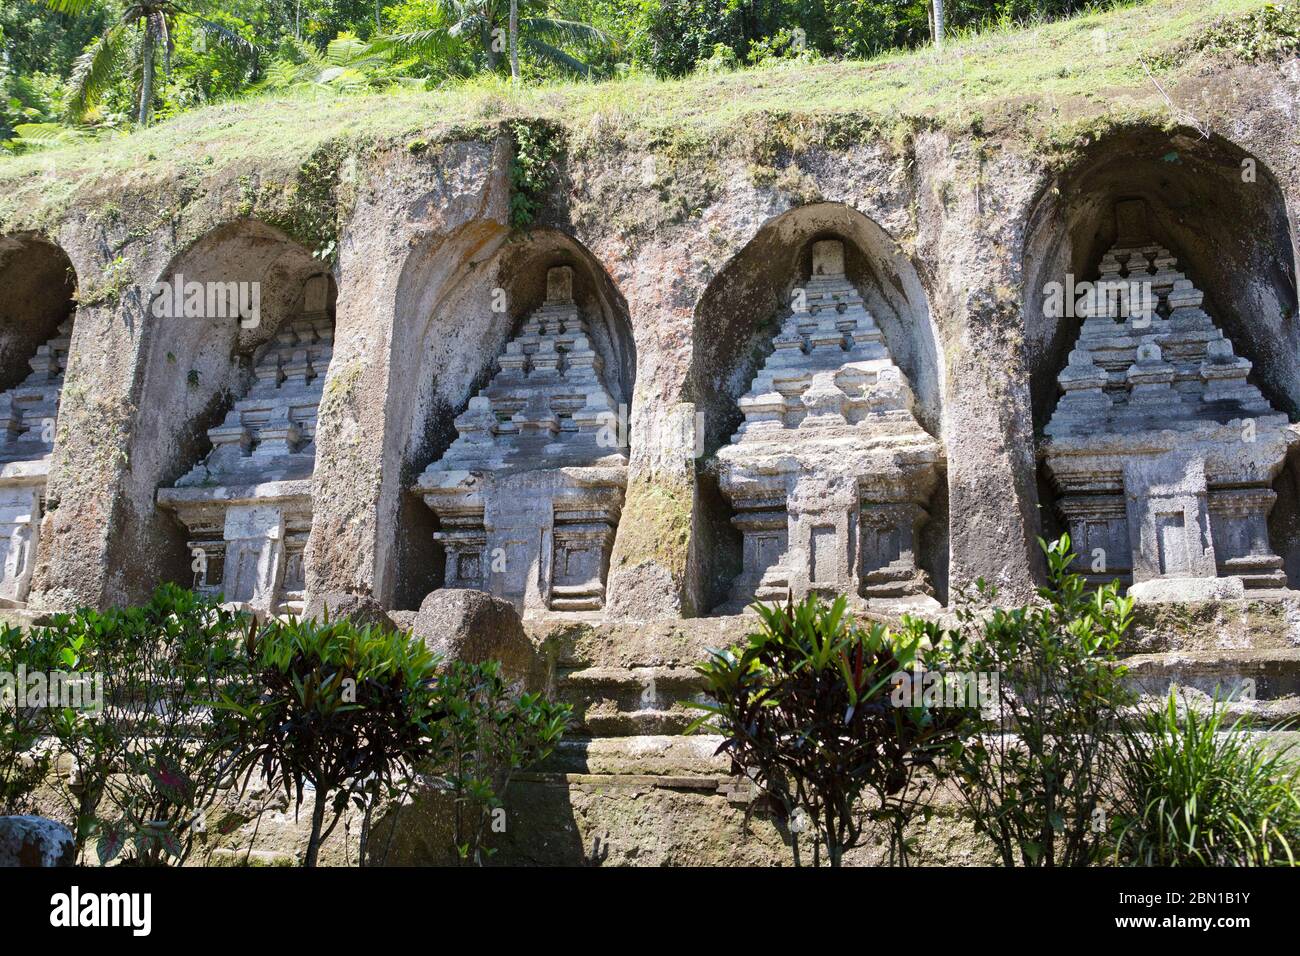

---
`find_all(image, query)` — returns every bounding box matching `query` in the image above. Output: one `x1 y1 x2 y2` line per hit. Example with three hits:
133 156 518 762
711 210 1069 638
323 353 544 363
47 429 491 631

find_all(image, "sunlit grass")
0 0 1281 226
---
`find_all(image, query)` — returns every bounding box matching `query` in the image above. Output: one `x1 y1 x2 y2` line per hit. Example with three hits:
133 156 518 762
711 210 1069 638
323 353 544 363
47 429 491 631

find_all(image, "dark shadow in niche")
121 220 329 603
686 202 945 613
1024 127 1300 585
388 225 634 610
0 234 77 391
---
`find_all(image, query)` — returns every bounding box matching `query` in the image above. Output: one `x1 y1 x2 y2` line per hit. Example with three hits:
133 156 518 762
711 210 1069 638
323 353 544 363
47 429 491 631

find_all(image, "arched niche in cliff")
1025 127 1300 591
387 225 635 611
0 234 78 605
121 220 335 604
0 234 77 390
687 203 947 613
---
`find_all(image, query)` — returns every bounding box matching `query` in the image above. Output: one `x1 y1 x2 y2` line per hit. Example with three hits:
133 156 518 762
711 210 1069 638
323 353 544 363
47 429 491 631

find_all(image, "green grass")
1 0 1291 231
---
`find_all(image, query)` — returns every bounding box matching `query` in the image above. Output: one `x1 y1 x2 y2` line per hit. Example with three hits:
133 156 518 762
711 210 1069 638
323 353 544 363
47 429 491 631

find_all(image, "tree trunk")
932 0 945 49
304 793 326 867
138 26 155 126
509 0 520 82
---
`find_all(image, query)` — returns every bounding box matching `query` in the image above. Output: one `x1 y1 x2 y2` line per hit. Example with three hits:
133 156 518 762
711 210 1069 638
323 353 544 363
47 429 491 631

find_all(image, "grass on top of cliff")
1 0 1293 226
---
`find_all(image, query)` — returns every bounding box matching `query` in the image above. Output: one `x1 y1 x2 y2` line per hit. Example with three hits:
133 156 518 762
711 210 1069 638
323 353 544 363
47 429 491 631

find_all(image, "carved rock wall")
0 67 1296 628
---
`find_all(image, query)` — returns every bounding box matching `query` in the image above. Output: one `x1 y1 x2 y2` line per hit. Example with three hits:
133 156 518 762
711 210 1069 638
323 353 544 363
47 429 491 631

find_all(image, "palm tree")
509 0 519 82
373 0 608 80
38 0 257 126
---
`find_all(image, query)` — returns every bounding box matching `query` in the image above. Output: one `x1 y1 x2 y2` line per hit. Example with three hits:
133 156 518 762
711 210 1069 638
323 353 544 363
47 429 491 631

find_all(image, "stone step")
1123 648 1300 726
537 734 732 778
555 665 708 736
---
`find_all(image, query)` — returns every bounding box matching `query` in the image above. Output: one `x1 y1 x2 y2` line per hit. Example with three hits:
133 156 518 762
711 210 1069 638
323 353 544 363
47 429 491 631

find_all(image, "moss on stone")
613 477 694 583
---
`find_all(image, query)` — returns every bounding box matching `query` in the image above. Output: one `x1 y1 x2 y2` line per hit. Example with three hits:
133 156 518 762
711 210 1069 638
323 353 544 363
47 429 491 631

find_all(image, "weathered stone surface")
416 266 628 616
1042 201 1300 602
711 239 943 612
370 748 995 866
303 590 394 630
0 815 74 867
412 588 538 685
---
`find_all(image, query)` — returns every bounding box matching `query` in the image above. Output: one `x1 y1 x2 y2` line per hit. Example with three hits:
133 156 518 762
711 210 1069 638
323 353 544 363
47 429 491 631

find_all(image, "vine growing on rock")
507 119 563 230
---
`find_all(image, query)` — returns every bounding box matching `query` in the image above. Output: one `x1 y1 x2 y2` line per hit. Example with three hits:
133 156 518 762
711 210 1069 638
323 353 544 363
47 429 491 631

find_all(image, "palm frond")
286 37 329 72
519 17 610 48
10 122 87 145
522 38 592 77
370 28 462 59
326 34 371 67
63 23 130 122
188 16 259 62
36 0 99 15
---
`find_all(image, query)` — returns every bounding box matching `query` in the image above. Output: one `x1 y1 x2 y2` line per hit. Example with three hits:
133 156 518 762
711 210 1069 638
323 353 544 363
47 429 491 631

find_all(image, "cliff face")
3 3 1298 867
0 1 1297 621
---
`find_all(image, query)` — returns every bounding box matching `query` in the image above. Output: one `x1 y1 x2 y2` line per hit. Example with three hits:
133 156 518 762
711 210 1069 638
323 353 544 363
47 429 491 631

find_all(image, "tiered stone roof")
1047 243 1281 440
0 318 71 468
423 267 625 478
174 316 334 488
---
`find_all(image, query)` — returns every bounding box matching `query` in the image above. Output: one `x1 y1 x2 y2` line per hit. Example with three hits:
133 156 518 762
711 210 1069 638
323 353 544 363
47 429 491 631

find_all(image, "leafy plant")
689 593 973 866
937 535 1135 867
421 659 570 865
0 623 66 815
506 118 562 229
38 0 258 125
258 33 414 94
372 0 611 79
1110 692 1300 866
43 584 254 865
223 616 441 867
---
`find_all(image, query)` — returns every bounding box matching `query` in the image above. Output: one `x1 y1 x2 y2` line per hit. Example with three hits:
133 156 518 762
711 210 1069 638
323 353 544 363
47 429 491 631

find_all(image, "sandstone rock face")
0 815 75 867
157 274 336 616
412 588 538 686
0 318 71 608
711 239 943 612
303 590 394 630
416 266 628 616
1043 200 1299 603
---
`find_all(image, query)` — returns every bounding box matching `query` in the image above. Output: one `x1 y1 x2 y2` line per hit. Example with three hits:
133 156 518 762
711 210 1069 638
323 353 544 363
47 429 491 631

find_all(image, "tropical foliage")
0 0 1139 141
690 593 975 866
1110 692 1300 866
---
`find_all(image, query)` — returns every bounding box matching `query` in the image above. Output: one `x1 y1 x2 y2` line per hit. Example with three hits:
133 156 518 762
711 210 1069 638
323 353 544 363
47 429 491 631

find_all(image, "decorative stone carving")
416 266 628 615
1043 201 1299 600
711 239 943 611
0 318 72 607
157 276 334 614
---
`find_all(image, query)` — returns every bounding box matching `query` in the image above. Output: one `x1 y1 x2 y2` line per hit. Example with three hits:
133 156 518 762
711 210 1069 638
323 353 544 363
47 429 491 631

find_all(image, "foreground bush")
43 585 253 865
935 536 1135 867
1111 692 1300 867
690 594 973 866
421 659 571 865
0 623 63 815
223 617 441 867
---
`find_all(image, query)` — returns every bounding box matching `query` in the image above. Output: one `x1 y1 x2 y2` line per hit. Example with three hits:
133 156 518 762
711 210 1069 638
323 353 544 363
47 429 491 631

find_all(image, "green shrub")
1110 692 1300 867
42 584 253 865
690 594 973 866
0 623 65 815
935 535 1135 867
224 617 441 867
507 119 562 229
423 659 571 865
